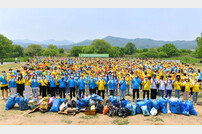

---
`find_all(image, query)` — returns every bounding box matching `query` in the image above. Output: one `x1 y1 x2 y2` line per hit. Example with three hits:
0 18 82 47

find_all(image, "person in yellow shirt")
183 78 192 101
142 76 151 99
24 75 31 99
192 79 200 104
173 75 182 99
38 75 48 97
16 73 25 97
96 76 106 99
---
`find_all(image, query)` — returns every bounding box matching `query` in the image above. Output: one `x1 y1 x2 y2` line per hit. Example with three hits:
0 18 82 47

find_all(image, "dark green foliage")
124 42 136 55
24 44 42 57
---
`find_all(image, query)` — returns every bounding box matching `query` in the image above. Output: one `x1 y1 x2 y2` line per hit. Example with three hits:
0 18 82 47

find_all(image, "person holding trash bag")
131 73 142 101
39 75 48 98
108 76 116 96
67 75 77 99
119 77 127 100
16 73 25 97
96 76 106 99
58 74 67 98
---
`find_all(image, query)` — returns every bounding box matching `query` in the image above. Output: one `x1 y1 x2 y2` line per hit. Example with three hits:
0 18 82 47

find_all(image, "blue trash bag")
181 102 190 116
158 97 168 114
151 99 159 110
76 100 86 110
185 100 197 116
141 105 150 116
125 103 133 112
169 99 183 114
16 97 29 110
131 105 137 115
49 98 61 112
135 99 147 114
91 94 103 102
5 95 16 110
120 99 131 108
143 99 152 112
81 96 90 107
109 96 120 105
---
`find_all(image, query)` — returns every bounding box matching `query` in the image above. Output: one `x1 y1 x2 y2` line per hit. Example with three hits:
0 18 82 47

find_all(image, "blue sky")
0 8 202 42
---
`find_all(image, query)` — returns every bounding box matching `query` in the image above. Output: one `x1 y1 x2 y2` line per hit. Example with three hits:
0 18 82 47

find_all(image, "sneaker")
1 97 4 100
5 97 8 100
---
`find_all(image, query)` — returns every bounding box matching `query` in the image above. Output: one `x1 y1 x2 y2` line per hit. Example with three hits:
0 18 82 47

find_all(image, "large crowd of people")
0 57 201 104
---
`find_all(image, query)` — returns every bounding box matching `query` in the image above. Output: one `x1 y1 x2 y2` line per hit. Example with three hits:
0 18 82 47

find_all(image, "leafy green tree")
47 44 58 50
161 44 180 57
196 33 202 58
83 45 95 54
158 51 168 58
24 44 42 57
90 39 112 53
58 48 64 53
0 34 13 61
142 48 148 52
43 49 57 56
70 46 85 56
109 46 124 57
124 42 136 55
11 45 24 57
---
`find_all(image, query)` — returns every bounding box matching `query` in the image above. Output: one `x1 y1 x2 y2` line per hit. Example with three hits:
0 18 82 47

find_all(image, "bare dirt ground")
0 63 201 125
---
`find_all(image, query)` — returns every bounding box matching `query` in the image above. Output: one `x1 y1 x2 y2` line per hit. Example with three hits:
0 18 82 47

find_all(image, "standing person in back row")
151 74 158 99
58 74 67 98
108 76 116 96
16 73 25 97
165 75 173 98
131 74 142 101
96 76 106 99
158 76 166 98
142 76 151 99
77 75 86 98
67 75 77 99
119 77 127 100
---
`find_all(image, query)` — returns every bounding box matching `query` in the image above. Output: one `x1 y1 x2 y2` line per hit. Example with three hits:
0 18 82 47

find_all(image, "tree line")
0 33 202 61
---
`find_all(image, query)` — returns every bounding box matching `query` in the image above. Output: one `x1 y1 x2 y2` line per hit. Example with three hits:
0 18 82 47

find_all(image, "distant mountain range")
12 36 197 50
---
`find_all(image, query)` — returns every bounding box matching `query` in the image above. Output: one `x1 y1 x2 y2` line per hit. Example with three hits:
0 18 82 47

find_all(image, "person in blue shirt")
94 75 99 94
89 75 96 94
131 74 142 101
65 72 69 95
9 75 17 96
67 75 77 99
119 77 127 100
77 76 86 98
58 74 67 98
108 76 116 96
0 71 9 100
49 75 56 97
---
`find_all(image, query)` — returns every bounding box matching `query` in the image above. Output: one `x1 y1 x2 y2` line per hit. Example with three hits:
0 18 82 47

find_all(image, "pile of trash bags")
5 94 197 117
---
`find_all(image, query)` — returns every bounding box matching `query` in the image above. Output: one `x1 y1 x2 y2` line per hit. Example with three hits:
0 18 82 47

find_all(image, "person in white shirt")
158 76 166 98
151 74 158 99
165 75 173 98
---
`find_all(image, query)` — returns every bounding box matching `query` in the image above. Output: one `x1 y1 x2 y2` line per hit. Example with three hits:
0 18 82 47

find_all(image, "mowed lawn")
0 63 201 125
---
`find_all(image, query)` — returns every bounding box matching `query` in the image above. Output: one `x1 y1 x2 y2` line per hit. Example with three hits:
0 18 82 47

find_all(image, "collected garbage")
4 94 198 117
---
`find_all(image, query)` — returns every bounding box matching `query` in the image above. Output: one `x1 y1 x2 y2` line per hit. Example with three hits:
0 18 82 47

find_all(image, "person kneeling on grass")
142 76 151 99
77 76 86 98
192 78 200 105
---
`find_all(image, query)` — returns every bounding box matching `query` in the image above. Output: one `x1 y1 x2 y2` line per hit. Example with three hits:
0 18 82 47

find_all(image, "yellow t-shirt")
173 81 182 90
142 80 151 91
192 83 200 92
